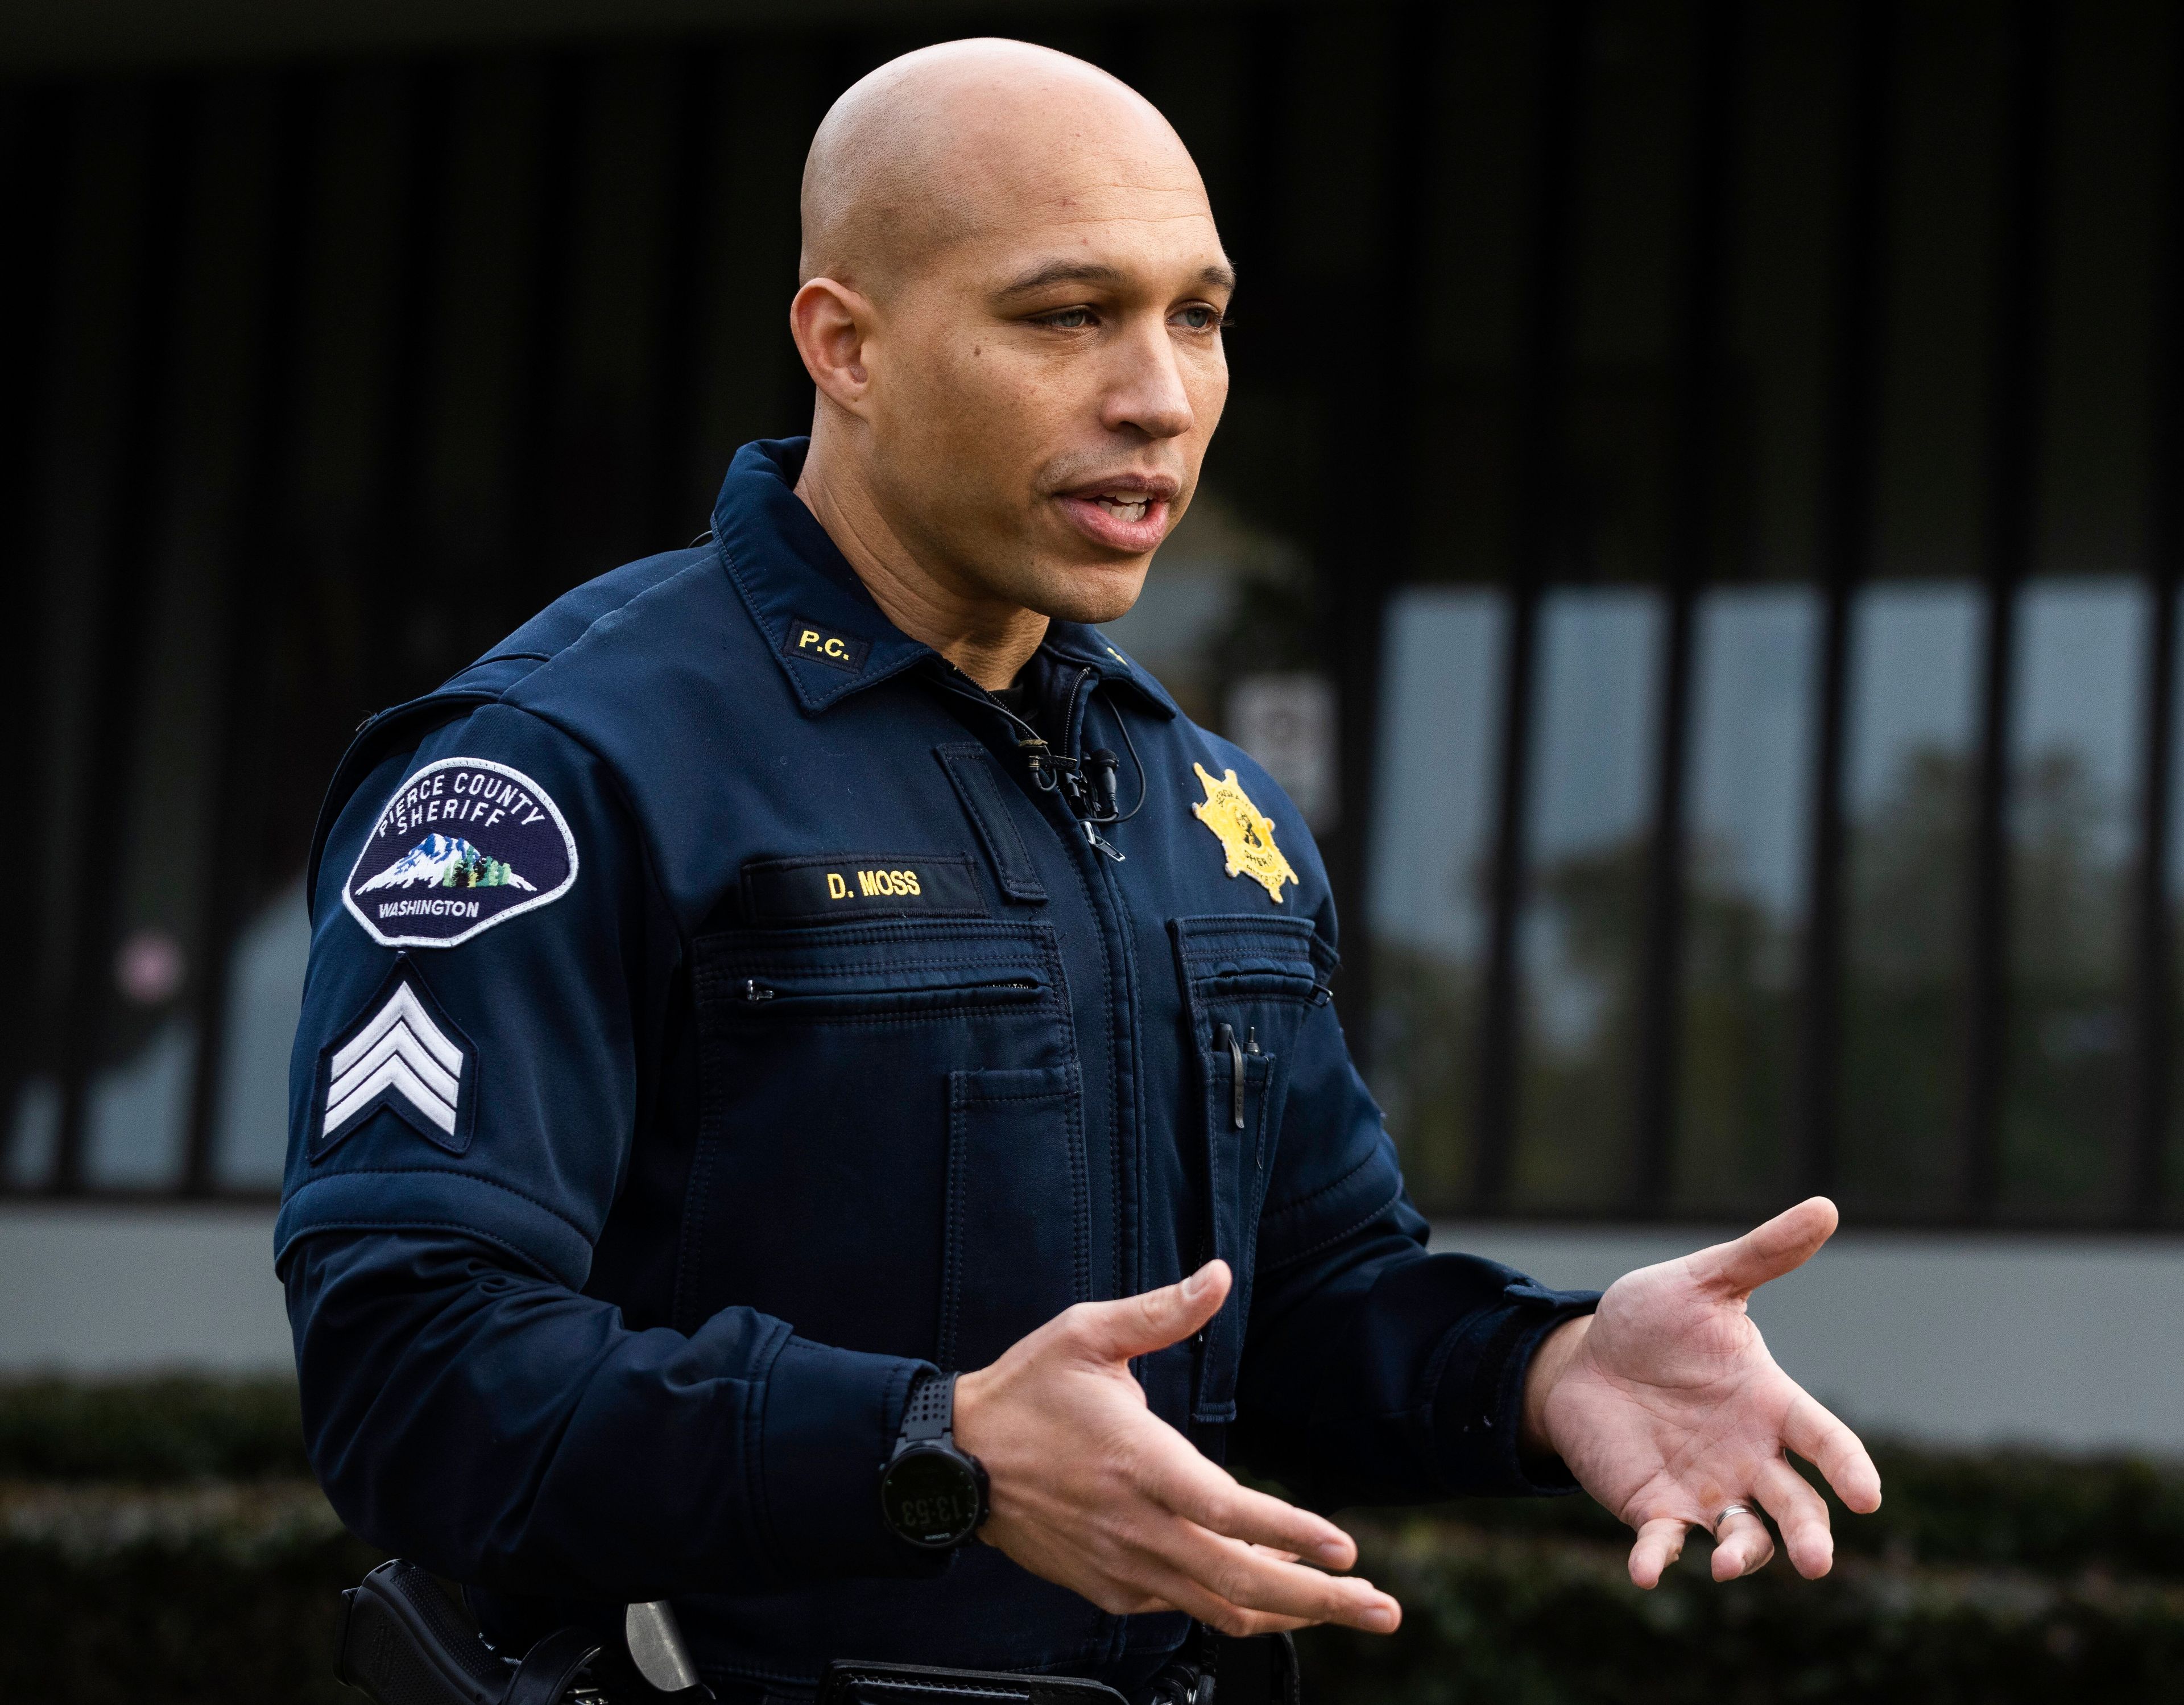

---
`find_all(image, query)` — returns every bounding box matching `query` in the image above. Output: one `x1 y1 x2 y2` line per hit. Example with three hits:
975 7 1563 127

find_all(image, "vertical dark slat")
0 85 77 1188
180 74 322 1196
782 37 865 436
1632 0 1745 1212
361 64 456 703
644 45 722 550
1324 0 1446 1075
1962 0 2057 1221
2127 16 2184 1226
1796 0 1897 1202
507 53 588 609
1093 6 1152 91
51 81 201 1194
1228 10 1292 322
1474 0 1590 1211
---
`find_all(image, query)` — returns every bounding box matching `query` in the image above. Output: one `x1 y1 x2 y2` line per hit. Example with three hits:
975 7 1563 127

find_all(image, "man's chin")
1008 560 1153 627
1027 585 1149 629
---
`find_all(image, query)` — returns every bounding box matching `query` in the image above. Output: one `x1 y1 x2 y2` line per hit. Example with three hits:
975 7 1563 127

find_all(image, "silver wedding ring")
1712 1501 1756 1535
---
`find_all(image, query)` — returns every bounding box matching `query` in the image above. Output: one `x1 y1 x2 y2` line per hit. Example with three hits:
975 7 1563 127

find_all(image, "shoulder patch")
342 756 578 948
311 958 476 1159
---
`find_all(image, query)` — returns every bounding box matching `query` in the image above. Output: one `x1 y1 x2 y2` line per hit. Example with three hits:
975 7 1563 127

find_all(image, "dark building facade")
8 0 2184 1231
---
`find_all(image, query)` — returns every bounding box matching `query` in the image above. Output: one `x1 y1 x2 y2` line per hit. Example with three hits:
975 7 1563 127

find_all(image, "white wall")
0 1204 292 1372
1436 1223 2184 1452
3 1205 2182 1454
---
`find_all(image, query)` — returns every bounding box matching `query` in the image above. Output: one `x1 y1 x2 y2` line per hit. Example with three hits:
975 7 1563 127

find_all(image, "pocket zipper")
737 974 1041 1005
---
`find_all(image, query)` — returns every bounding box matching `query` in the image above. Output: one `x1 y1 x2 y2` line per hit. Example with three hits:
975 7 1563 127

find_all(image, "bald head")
786 38 1234 687
800 39 1204 296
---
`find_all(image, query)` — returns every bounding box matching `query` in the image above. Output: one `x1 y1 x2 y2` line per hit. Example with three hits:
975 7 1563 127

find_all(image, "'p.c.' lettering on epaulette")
784 617 871 675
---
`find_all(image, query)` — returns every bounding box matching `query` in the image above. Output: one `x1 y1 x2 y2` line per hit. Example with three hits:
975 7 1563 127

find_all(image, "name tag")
742 853 989 923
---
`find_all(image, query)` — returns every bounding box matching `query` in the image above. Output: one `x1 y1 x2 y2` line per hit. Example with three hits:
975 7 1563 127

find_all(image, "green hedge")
1300 1517 2184 1705
0 1480 378 1704
0 1375 309 1482
9 1377 2184 1702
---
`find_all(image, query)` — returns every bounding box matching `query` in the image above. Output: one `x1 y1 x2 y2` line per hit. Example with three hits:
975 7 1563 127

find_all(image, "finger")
1067 1262 1232 1363
1627 1517 1689 1590
1688 1196 1839 1298
1136 1442 1357 1568
1709 1506 1775 1583
1754 1456 1835 1579
1781 1388 1883 1514
1128 1560 1314 1638
1156 1525 1400 1635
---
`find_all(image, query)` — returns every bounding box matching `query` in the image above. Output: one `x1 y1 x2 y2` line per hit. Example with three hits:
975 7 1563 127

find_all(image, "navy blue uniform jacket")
278 440 1595 1699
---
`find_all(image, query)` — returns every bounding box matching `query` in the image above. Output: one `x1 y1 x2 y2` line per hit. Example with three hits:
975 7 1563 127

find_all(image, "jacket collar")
712 438 1177 721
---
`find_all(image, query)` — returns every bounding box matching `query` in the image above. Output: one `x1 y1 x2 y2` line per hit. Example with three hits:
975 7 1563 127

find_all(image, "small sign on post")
1227 673 1339 833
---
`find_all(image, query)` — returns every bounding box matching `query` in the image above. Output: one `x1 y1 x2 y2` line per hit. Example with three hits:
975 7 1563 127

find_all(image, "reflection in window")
2167 596 2184 1211
1365 589 1506 1209
82 1019 196 1189
2003 580 2145 1218
6 1079 59 1188
1674 587 1819 1212
1837 583 1980 1214
1510 589 1663 1211
213 878 312 1189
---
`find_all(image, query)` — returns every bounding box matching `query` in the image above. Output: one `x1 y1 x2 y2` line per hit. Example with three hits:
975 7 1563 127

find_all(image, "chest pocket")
1169 915 1335 1423
679 919 1086 1368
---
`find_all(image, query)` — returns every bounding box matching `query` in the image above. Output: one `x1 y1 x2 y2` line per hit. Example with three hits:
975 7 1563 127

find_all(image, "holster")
336 1560 1300 1705
335 1559 706 1705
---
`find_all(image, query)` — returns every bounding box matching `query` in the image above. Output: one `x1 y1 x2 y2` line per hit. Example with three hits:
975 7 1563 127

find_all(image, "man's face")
855 154 1232 626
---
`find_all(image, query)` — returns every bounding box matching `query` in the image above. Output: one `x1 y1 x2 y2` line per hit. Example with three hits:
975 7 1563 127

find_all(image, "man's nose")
1099 319 1195 440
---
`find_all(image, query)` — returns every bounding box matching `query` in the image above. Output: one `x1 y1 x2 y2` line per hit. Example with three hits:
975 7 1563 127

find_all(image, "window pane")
1837 582 1981 1215
82 1018 195 1189
6 1079 60 1190
1674 586 1821 1212
212 878 312 1190
1365 588 1507 1211
2002 579 2146 1219
2166 594 2184 1215
1509 588 1664 1211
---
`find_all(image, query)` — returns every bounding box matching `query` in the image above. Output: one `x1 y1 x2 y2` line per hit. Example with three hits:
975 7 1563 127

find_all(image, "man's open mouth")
1089 494 1152 525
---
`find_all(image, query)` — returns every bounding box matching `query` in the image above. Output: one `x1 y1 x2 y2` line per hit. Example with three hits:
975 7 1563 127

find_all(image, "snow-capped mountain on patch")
359 833 537 893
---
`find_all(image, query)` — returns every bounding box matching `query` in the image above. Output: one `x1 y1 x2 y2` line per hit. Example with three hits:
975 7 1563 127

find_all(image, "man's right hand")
951 1260 1403 1638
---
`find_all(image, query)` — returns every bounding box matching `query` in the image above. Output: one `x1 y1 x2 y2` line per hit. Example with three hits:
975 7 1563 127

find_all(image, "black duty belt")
336 1559 1301 1705
818 1624 1301 1705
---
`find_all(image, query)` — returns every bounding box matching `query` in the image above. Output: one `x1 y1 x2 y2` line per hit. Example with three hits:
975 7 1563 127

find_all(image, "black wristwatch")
879 1370 989 1549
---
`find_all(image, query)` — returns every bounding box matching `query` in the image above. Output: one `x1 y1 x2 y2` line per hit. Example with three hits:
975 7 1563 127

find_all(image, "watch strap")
899 1369 955 1447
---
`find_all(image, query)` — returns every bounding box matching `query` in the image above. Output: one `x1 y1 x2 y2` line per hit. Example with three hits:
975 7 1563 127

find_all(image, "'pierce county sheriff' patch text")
342 757 578 948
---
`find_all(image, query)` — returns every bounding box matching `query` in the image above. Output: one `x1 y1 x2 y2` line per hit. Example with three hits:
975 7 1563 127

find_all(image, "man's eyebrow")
992 259 1240 299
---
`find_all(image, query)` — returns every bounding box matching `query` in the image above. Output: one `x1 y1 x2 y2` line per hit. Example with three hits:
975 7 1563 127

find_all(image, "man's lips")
1055 482 1177 553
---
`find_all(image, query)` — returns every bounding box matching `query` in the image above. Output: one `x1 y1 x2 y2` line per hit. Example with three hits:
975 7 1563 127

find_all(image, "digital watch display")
879 1372 989 1549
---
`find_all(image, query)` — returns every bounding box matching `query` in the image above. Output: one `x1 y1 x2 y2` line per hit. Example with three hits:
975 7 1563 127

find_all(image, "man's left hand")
1521 1196 1883 1589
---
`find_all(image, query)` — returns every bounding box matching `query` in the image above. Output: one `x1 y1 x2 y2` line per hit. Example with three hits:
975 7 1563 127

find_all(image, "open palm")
1536 1197 1883 1588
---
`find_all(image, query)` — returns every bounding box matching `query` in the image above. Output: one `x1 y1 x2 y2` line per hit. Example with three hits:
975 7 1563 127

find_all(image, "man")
280 38 1880 1704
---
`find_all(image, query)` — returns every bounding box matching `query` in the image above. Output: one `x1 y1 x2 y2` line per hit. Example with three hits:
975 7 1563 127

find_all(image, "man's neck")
795 446 1046 692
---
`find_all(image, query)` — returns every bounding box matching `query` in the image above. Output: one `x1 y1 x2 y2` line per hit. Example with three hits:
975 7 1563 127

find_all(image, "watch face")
879 1445 984 1548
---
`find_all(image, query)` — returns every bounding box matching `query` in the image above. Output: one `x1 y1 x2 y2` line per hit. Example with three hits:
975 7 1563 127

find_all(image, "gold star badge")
1189 762 1301 904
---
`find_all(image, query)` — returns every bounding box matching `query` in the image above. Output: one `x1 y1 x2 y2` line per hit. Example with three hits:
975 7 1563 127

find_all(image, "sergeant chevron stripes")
323 981 465 1138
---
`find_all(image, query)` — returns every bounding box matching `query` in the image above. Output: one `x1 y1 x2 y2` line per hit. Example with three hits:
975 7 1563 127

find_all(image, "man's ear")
789 277 876 414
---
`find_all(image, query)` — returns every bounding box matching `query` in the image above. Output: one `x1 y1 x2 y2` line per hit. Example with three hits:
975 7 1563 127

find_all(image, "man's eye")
1173 304 1227 332
1040 307 1097 329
